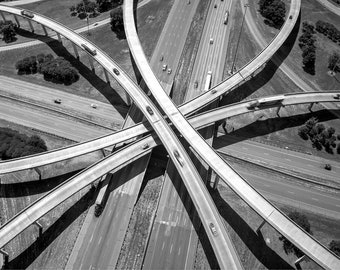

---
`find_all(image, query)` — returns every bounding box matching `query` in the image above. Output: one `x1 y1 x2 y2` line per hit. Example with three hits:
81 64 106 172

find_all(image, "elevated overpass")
0 1 339 268
0 5 243 269
1 91 340 267
0 91 339 175
123 0 340 268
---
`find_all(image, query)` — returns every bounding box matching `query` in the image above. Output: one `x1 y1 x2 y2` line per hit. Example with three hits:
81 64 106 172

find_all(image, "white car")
91 103 97 109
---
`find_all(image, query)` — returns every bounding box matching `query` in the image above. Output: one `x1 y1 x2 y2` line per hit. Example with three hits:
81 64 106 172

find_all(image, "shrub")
329 240 340 256
0 20 17 43
328 52 340 73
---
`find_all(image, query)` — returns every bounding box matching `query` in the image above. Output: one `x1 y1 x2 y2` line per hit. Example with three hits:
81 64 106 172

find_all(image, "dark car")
113 68 120 75
174 150 184 166
21 10 34 18
54 98 61 104
146 106 154 115
324 164 332 170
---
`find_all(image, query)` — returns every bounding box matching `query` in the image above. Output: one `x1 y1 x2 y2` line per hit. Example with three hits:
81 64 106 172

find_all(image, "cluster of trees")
280 211 312 257
298 21 316 75
15 53 79 85
0 20 17 43
298 117 340 154
110 7 124 39
328 52 340 73
70 0 122 19
315 20 340 45
258 0 286 29
0 128 47 160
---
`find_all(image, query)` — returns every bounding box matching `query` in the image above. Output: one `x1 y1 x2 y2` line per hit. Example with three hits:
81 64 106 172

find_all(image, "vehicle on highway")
289 15 293 19
142 143 149 149
91 103 97 109
146 106 154 115
204 71 212 92
224 11 229 25
94 204 103 217
81 43 97 56
162 64 167 71
194 81 198 88
113 68 120 75
334 94 340 99
54 98 61 104
21 10 34 18
209 223 218 236
160 55 164 61
324 164 332 170
93 22 98 26
173 150 184 166
167 68 172 74
247 100 260 109
214 4 217 8
209 38 214 44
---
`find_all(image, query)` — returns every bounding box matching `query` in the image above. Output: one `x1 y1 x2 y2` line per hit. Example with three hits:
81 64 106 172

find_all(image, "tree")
298 126 309 140
328 52 340 73
337 143 340 154
280 211 312 258
0 20 17 43
258 0 286 29
110 6 125 39
329 240 340 256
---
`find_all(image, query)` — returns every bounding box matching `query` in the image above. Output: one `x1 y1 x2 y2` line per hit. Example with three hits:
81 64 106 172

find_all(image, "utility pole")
230 3 249 74
82 0 90 36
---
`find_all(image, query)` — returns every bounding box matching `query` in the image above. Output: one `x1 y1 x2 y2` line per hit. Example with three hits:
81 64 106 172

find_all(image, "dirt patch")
115 162 164 269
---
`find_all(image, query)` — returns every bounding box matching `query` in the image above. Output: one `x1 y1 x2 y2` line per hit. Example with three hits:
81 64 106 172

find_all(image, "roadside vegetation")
110 6 124 39
315 20 340 46
258 0 286 29
0 127 47 159
0 20 17 43
15 53 79 85
298 117 340 154
69 0 122 19
298 21 316 75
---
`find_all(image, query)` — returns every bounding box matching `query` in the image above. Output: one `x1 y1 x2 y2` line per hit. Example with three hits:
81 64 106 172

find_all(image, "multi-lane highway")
1 0 340 268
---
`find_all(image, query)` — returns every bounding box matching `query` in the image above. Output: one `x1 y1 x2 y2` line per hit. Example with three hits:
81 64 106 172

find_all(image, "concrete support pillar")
213 174 219 190
88 55 95 72
72 43 79 59
0 11 6 22
13 14 20 28
56 32 62 43
34 167 42 180
101 149 106 157
41 24 48 36
308 102 314 112
125 91 132 106
294 255 306 270
256 219 266 234
276 106 281 117
34 221 43 237
103 67 110 84
27 19 34 33
0 249 9 268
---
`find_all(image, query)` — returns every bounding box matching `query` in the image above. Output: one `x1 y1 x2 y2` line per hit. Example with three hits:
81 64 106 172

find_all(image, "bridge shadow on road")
209 187 294 269
0 170 81 198
6 188 95 269
15 29 128 117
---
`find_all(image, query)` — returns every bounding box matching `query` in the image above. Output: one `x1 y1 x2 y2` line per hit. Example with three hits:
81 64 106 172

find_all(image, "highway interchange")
0 0 340 269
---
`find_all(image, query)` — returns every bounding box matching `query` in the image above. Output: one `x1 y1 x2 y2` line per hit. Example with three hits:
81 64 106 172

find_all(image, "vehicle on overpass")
81 43 97 56
21 10 34 18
